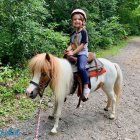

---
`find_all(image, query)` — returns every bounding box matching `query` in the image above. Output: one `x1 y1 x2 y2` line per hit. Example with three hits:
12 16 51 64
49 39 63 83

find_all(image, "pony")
26 53 123 134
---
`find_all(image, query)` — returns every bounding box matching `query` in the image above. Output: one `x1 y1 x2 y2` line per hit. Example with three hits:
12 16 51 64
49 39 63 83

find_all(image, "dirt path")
2 37 140 140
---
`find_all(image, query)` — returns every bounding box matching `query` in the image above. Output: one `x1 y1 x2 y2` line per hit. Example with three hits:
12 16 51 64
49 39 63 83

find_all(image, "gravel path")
1 37 140 140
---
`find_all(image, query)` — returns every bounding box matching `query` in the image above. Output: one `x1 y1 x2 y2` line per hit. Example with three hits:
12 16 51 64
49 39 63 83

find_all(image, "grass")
0 90 52 128
0 95 37 127
0 37 132 128
96 37 132 57
0 67 52 128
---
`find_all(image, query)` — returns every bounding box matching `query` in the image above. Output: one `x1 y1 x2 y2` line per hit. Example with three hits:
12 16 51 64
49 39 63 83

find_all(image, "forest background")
0 0 140 65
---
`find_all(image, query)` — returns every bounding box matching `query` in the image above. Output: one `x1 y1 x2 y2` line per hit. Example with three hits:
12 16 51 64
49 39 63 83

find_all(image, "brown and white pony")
26 53 123 134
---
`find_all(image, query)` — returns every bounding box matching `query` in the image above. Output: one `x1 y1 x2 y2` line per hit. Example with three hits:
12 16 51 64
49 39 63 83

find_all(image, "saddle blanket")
89 68 106 77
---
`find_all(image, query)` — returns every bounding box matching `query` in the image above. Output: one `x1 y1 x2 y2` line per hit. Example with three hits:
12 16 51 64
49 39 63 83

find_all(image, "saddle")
64 52 106 108
64 52 96 65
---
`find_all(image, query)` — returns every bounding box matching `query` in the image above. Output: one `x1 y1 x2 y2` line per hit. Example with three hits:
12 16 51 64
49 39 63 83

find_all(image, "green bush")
0 0 69 66
0 66 29 98
87 16 126 50
0 0 139 66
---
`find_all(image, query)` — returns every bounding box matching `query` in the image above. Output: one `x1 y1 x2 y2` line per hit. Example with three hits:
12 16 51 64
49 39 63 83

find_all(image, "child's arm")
66 45 72 51
72 43 85 55
64 45 72 55
66 43 85 56
72 30 88 55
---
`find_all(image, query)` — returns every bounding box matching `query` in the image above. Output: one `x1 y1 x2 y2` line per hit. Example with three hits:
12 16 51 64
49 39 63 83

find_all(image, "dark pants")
77 55 89 84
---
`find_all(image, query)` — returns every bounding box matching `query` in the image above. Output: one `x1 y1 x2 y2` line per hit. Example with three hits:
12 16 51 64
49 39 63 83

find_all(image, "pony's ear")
46 53 50 61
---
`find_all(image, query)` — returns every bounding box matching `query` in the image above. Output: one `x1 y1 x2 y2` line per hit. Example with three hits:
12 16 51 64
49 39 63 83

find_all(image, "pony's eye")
41 72 46 76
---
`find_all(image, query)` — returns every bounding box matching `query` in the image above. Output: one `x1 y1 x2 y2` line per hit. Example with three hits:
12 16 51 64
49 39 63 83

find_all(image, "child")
64 9 90 100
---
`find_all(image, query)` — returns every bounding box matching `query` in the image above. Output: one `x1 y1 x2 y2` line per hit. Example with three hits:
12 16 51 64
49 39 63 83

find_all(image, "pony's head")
26 53 54 99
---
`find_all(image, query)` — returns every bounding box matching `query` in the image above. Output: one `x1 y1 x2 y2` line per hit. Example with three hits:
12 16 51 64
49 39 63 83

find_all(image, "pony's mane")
29 53 51 73
29 53 60 90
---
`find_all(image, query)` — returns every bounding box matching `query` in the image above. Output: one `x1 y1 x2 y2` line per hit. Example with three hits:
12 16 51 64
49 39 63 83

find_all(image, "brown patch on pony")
28 53 60 91
94 82 104 91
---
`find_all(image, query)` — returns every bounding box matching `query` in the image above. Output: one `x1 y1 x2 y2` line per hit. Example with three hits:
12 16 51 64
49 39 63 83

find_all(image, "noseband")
30 72 52 97
30 80 40 87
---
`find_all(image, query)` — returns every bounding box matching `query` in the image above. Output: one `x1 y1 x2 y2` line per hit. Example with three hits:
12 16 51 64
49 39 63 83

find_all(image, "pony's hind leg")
102 87 116 119
104 96 111 111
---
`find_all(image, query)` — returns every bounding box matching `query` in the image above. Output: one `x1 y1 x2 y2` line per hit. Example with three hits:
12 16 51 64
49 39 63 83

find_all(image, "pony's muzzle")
26 88 37 99
30 91 34 99
26 89 30 97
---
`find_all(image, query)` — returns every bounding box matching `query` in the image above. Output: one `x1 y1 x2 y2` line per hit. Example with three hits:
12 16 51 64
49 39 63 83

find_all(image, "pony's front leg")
51 117 59 134
48 97 57 120
51 96 64 134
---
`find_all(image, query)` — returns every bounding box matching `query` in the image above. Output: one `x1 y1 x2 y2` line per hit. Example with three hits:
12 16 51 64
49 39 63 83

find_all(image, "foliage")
96 37 130 57
117 0 140 35
0 66 51 127
0 66 32 127
0 66 28 97
87 16 126 50
0 95 38 127
0 0 139 66
0 0 68 66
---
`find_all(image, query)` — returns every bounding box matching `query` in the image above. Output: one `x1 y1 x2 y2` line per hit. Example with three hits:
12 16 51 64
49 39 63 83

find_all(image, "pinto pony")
26 53 123 134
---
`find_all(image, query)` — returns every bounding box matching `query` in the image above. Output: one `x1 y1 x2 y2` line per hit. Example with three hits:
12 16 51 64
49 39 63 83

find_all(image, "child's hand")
64 49 69 54
67 50 73 56
64 49 73 55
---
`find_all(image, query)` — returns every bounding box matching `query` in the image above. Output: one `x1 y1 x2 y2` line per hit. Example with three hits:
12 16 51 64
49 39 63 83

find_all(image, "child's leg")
77 55 90 98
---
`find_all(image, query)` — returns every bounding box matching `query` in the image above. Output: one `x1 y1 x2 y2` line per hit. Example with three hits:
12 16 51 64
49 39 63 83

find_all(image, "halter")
30 72 52 97
30 80 39 87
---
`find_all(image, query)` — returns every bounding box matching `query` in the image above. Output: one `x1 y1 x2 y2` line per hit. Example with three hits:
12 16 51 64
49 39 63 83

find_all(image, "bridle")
30 80 40 87
30 72 52 97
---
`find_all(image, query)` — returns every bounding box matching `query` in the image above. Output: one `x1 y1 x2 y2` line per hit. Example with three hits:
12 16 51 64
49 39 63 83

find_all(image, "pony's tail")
114 63 123 103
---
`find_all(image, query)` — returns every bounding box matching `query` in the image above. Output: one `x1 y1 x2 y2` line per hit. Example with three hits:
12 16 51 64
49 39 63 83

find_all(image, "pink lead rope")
34 99 43 140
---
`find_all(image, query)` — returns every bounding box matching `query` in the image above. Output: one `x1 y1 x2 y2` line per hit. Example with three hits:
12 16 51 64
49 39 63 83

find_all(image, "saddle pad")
89 68 106 77
71 58 104 73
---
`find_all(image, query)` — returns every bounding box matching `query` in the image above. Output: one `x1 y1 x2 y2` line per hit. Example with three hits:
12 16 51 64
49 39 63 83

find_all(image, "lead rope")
34 72 54 140
34 99 43 140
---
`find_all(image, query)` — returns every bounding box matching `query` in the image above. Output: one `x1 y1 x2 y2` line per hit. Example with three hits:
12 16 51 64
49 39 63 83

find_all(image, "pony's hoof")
109 114 115 120
48 116 62 120
50 128 57 134
49 132 57 136
48 116 54 120
104 108 108 111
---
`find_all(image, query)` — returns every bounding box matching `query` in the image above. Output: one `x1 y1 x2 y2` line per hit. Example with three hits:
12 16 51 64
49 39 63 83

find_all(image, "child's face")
72 14 84 29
